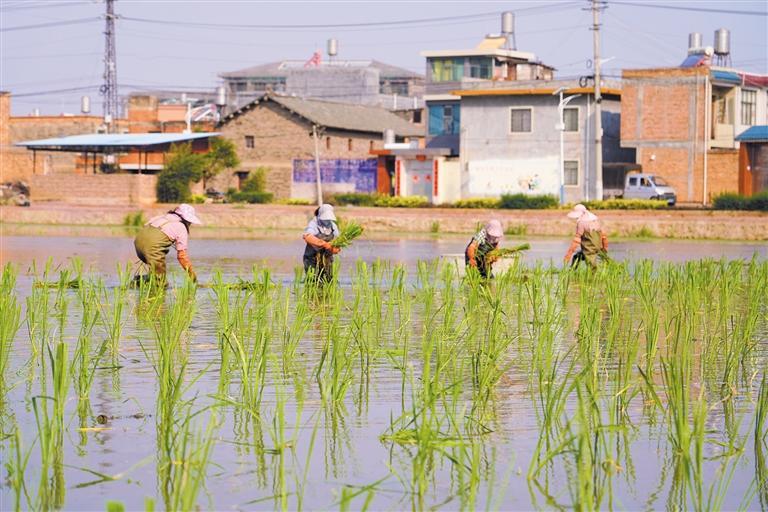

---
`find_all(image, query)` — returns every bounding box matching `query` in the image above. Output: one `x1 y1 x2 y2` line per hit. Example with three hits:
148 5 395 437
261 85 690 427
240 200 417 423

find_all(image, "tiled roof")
220 59 422 80
221 94 423 138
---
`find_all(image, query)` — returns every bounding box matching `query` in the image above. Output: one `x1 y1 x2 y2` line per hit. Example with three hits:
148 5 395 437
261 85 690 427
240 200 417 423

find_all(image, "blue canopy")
15 132 219 152
735 126 768 143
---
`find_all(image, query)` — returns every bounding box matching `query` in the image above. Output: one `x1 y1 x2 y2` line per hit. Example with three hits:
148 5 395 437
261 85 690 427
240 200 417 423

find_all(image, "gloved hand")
563 252 573 264
469 258 477 268
331 246 341 254
188 268 197 283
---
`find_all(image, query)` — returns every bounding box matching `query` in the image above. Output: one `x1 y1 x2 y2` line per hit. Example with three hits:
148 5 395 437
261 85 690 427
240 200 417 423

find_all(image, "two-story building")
620 40 768 204
421 36 554 155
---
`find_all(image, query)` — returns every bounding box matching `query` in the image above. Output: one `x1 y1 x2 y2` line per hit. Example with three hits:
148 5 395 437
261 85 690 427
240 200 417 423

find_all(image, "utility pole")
591 0 604 201
101 0 118 132
312 125 323 206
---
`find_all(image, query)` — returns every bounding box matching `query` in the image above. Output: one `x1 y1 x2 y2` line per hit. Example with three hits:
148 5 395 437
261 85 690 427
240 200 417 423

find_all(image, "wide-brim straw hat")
174 203 202 225
317 203 336 221
567 204 587 220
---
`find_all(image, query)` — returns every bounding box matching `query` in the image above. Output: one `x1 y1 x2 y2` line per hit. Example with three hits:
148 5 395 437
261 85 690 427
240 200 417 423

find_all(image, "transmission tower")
101 0 118 130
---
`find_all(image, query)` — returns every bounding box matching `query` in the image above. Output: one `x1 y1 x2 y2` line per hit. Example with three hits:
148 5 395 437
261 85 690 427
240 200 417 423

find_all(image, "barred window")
564 161 579 186
564 107 579 132
741 89 756 126
244 135 254 149
510 108 532 133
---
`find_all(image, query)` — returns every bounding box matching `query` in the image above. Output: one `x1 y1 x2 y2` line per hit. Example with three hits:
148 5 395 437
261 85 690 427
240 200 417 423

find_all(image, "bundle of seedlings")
331 221 364 248
488 243 531 259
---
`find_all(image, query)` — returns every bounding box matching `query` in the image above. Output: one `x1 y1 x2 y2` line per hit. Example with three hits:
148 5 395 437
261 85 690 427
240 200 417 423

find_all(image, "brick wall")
30 174 157 205
707 150 739 199
620 67 731 203
219 101 387 199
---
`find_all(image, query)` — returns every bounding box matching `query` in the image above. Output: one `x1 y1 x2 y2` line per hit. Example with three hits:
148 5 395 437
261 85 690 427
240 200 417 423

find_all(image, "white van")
623 173 677 205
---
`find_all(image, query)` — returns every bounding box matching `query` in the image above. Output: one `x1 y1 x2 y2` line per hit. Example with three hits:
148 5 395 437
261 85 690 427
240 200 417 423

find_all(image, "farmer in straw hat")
134 203 201 282
465 219 504 278
302 203 341 279
564 203 609 269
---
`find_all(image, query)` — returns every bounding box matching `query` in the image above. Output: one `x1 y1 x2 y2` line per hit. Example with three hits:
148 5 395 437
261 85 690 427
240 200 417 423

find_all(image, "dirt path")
2 202 767 240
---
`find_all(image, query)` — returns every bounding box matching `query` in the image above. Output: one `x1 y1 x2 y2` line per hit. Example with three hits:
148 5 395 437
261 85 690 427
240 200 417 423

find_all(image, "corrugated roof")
711 69 741 84
735 125 768 142
221 94 423 138
16 132 219 151
220 59 422 80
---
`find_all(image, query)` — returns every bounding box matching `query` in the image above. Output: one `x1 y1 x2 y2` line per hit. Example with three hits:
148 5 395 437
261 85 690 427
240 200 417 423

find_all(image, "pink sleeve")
575 220 585 237
173 227 189 252
160 222 189 252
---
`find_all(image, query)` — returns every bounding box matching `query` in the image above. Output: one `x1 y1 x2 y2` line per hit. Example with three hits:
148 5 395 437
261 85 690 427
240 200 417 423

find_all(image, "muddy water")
0 231 766 510
2 227 766 275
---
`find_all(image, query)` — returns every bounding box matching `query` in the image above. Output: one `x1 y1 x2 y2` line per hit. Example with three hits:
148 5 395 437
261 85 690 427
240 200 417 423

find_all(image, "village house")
421 32 554 155
216 93 423 200
219 40 424 121
452 79 634 203
620 31 768 204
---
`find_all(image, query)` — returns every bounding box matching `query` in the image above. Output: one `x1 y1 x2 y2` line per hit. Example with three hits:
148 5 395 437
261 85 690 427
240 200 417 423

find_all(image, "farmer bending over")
465 219 504 278
134 203 201 282
564 203 608 269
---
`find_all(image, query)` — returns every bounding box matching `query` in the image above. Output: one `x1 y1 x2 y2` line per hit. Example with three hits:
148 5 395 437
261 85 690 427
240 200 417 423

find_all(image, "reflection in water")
0 241 766 510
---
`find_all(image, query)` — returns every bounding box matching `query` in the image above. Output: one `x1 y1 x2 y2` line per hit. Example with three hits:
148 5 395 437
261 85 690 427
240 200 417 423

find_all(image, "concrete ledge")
2 203 767 240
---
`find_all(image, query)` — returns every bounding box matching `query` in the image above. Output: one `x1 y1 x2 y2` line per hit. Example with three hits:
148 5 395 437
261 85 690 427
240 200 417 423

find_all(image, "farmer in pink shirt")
563 203 609 269
134 204 201 282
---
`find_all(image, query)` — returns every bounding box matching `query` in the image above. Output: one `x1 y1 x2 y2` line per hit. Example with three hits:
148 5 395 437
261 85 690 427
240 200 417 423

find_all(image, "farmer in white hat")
134 203 201 282
465 219 504 278
564 203 608 269
302 203 341 279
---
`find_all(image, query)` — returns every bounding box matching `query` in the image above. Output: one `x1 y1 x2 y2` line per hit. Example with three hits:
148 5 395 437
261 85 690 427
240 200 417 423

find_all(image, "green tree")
203 137 240 190
156 143 206 203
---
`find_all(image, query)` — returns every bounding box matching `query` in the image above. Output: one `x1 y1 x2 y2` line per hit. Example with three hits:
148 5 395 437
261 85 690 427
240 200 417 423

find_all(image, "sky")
1 0 766 115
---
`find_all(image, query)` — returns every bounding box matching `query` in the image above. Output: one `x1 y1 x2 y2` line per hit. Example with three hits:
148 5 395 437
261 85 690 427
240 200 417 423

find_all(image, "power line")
608 1 767 16
119 3 580 32
0 16 101 32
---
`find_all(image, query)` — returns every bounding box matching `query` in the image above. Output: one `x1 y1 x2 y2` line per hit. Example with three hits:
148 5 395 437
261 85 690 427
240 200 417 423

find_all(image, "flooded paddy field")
1 231 767 510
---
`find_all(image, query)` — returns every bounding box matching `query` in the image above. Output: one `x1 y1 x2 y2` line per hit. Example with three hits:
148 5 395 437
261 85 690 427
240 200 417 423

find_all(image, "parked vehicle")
622 173 677 205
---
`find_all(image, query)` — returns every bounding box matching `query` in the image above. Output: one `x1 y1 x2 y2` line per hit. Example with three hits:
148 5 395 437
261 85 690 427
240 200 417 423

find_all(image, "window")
348 138 353 151
413 110 422 123
510 108 532 133
468 57 492 79
380 80 409 95
244 135 254 148
430 58 464 82
629 177 638 186
428 103 460 135
326 137 331 150
563 107 579 132
369 140 375 151
741 89 757 126
564 161 578 186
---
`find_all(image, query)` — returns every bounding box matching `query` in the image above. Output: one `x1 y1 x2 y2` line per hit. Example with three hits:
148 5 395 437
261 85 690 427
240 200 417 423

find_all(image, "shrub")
750 191 768 210
240 168 268 193
122 211 145 227
582 199 669 210
278 198 313 205
228 168 272 204
189 194 207 204
157 143 206 203
228 191 273 204
452 198 500 209
332 192 378 206
499 193 558 209
713 191 768 211
373 195 430 208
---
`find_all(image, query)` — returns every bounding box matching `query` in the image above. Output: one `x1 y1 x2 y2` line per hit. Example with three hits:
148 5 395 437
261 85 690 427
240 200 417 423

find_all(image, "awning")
15 132 219 152
735 125 768 143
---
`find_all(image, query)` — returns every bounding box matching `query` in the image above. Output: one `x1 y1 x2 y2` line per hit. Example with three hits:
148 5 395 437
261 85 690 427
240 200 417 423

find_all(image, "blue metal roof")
15 132 219 151
710 69 741 84
735 125 768 142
